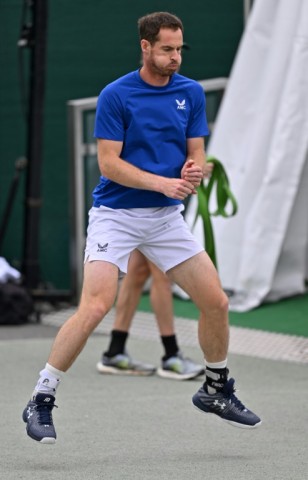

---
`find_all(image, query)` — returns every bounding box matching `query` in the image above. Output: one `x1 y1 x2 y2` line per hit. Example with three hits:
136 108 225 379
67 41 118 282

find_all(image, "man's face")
142 28 183 77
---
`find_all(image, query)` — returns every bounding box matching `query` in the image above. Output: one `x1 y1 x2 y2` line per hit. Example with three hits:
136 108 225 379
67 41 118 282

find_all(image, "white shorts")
84 205 204 275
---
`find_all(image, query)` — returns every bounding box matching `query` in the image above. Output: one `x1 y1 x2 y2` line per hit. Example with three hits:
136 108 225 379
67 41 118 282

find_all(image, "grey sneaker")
157 352 205 380
22 393 57 444
192 378 262 428
96 353 156 376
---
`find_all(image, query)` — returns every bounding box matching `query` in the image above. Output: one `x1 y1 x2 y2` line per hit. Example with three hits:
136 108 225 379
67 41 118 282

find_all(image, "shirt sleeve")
94 86 125 141
187 83 210 138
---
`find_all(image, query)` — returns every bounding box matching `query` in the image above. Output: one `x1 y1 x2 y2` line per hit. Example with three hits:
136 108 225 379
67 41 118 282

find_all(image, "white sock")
33 363 63 398
205 359 228 369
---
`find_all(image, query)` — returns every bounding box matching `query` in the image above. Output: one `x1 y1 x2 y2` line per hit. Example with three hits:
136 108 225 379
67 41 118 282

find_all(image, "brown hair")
138 12 183 45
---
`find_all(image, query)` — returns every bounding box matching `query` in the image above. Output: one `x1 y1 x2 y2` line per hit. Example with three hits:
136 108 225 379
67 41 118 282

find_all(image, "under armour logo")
213 400 226 410
27 407 34 419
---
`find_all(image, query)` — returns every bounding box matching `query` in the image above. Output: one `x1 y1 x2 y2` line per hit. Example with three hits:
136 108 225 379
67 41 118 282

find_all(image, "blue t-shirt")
93 69 209 208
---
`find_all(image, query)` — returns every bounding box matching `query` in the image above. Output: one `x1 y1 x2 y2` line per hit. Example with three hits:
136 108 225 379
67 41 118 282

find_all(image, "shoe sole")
27 431 56 444
192 402 262 429
39 437 56 444
157 367 204 381
96 362 156 376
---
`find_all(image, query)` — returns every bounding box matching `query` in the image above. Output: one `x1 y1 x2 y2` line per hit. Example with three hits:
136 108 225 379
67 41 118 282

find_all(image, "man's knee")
151 272 171 293
208 289 229 317
218 290 229 314
78 299 111 334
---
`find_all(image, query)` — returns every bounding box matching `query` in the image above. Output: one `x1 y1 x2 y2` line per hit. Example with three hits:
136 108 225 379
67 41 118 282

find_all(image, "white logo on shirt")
176 99 186 110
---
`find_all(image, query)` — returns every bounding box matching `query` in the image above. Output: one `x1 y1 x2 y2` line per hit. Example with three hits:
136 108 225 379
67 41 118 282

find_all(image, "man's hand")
159 177 196 200
181 159 205 194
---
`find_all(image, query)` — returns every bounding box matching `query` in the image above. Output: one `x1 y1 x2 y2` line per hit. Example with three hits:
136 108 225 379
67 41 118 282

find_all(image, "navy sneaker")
22 393 57 443
192 378 262 428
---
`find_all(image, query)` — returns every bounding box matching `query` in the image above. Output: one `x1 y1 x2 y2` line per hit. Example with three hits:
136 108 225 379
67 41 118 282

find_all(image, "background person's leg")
148 259 174 337
113 250 150 333
99 251 204 379
97 251 156 375
148 259 205 380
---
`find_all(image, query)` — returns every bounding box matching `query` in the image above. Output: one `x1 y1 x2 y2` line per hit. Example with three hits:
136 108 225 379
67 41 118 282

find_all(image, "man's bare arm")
97 138 195 200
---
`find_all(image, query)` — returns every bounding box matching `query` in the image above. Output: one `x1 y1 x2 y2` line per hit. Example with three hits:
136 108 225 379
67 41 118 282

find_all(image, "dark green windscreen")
0 0 243 289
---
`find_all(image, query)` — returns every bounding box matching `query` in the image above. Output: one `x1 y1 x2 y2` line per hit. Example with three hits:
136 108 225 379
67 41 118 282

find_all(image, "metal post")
22 0 48 289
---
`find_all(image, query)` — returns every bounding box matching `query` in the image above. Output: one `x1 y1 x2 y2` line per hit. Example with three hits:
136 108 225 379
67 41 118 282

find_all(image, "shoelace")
36 402 58 425
224 383 246 411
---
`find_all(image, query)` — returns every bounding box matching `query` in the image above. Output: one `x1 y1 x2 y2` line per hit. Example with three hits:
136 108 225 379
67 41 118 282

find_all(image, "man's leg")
23 260 119 443
168 251 229 362
168 251 261 428
49 261 119 370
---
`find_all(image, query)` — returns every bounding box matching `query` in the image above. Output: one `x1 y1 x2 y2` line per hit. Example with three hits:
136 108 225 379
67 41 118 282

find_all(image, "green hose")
193 156 238 268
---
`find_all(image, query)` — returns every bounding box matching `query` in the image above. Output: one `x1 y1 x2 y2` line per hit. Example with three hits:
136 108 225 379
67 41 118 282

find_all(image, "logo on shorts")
97 242 108 252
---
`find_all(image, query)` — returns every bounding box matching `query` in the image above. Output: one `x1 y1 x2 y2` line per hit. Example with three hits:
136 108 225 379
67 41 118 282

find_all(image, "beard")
148 57 181 77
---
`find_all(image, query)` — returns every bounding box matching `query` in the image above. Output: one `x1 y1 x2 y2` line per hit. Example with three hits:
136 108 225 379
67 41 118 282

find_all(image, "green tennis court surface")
138 292 308 338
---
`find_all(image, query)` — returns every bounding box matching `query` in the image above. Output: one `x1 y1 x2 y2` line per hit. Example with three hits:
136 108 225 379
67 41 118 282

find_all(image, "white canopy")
206 0 308 311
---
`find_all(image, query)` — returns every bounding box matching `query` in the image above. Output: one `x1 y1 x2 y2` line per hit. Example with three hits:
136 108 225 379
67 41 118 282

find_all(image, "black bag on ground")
0 282 34 325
